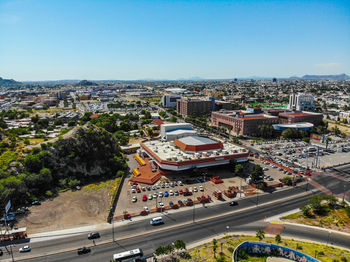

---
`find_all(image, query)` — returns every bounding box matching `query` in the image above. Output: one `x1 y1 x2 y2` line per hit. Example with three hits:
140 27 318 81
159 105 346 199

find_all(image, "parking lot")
252 138 350 170
113 155 291 219
115 156 262 217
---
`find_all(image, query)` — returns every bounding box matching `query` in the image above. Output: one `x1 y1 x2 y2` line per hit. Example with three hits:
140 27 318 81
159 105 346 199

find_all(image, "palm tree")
275 234 282 244
256 229 265 241
212 238 218 258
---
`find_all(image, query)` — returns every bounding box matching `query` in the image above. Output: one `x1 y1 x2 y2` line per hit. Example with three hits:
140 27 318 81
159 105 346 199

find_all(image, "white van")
150 217 163 225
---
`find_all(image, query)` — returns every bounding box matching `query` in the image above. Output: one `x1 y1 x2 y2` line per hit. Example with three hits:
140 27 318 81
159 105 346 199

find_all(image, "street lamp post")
226 226 230 235
327 230 331 245
193 203 195 222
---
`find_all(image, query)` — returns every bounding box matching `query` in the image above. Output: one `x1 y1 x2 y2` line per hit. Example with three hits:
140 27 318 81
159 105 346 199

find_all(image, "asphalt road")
16 188 350 262
1 184 335 262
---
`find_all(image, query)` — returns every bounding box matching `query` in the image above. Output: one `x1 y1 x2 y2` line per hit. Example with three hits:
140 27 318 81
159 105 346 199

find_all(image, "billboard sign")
5 200 11 214
310 134 328 148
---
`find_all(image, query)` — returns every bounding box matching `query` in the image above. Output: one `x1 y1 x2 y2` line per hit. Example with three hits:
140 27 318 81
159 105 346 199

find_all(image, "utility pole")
193 203 195 222
112 217 115 242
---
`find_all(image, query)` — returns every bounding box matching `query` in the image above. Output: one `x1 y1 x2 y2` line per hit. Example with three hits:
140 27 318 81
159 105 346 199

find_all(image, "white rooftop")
143 138 247 161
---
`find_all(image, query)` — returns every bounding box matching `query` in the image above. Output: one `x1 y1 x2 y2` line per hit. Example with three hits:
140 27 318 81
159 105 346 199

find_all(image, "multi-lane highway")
2 184 349 261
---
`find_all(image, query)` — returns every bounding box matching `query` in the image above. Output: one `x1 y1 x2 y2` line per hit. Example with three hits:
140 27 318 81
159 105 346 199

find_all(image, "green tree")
174 240 186 252
256 229 265 240
275 234 282 244
300 204 312 217
250 165 264 183
154 246 166 257
235 164 243 174
212 238 218 258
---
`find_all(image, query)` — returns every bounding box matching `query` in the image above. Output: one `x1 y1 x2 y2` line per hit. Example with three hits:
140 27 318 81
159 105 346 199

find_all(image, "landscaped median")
181 234 350 262
281 194 350 234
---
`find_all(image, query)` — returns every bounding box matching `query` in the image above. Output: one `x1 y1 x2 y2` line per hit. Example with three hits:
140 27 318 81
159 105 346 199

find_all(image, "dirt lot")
16 179 119 234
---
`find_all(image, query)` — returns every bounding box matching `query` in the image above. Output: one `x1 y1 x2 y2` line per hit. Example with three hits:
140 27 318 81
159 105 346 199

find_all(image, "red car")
179 189 183 195
305 172 311 176
142 195 147 201
136 187 141 193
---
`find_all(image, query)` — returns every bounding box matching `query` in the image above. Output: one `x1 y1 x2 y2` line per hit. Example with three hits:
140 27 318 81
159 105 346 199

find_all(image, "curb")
2 190 315 261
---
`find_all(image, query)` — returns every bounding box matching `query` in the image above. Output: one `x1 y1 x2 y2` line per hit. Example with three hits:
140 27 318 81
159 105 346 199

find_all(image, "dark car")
229 201 238 206
0 248 3 256
178 200 184 206
88 232 100 240
31 201 41 206
77 247 91 255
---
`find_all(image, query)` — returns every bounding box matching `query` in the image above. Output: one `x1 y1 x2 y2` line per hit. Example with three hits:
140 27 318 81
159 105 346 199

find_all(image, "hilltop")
0 76 23 87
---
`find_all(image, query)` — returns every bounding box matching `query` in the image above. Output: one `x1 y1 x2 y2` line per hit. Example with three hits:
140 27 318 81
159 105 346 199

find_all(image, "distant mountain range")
1 73 349 87
0 77 22 87
290 74 350 81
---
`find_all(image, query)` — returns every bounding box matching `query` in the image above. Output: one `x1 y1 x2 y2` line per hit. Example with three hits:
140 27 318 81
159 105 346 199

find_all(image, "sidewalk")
25 184 300 243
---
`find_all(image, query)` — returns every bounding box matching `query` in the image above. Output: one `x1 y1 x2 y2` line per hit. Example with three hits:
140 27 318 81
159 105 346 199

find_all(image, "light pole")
327 230 331 245
112 216 115 242
193 202 195 222
226 226 230 235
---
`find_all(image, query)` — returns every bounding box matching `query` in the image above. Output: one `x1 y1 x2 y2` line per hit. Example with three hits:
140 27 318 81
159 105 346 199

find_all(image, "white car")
148 194 153 200
153 192 158 198
169 190 174 196
193 187 198 192
132 196 137 203
158 202 165 208
131 189 136 193
199 185 204 191
144 206 149 212
158 192 163 197
19 246 31 253
189 187 193 192
263 167 269 171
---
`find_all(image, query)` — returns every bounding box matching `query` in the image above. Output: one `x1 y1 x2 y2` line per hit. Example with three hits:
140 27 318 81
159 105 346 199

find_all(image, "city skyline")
1 0 350 81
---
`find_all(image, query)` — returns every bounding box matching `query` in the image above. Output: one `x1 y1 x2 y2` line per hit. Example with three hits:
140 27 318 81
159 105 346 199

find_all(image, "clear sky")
0 0 349 81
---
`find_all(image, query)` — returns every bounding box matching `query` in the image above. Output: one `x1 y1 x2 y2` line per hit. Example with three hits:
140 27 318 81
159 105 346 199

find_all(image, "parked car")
19 246 31 253
169 201 174 206
199 185 204 191
77 247 91 255
153 192 158 198
31 201 41 206
169 190 174 196
175 190 179 196
88 232 100 240
0 248 3 256
144 206 149 212
131 189 136 193
142 195 147 201
193 187 198 192
132 196 137 203
158 202 165 208
148 194 153 200
164 191 169 197
178 200 184 206
179 189 183 195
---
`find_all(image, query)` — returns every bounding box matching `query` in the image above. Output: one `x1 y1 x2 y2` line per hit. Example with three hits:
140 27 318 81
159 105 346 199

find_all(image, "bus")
113 248 143 261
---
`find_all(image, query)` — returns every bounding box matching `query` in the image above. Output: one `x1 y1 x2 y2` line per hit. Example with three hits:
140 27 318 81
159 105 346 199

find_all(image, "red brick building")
278 112 323 125
211 111 279 136
177 98 213 116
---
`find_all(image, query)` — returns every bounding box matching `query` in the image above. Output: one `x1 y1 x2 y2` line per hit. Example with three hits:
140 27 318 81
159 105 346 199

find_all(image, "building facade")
177 98 214 116
211 111 279 136
161 94 182 108
288 93 315 111
278 111 323 125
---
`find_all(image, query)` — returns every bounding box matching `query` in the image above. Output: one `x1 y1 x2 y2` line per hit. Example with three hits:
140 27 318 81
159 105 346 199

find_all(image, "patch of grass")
28 138 45 145
58 188 70 193
83 180 111 193
179 235 350 262
0 150 18 170
282 208 350 232
281 212 303 219
59 127 73 136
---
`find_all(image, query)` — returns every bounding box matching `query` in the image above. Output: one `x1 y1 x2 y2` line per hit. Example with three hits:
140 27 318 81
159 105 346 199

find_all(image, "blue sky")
0 0 349 81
